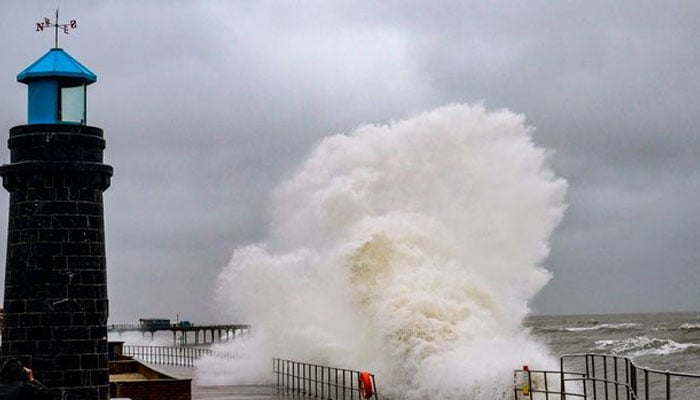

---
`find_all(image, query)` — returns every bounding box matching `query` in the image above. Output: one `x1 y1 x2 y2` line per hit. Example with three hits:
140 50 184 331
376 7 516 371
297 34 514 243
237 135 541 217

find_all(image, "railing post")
335 367 339 400
592 355 598 400
603 355 609 400
630 363 637 399
294 362 298 394
342 369 346 400
644 369 649 400
275 359 279 387
283 360 287 391
371 374 378 400
283 360 287 390
614 356 619 400
560 356 566 400
354 371 358 400
301 363 305 395
320 366 324 399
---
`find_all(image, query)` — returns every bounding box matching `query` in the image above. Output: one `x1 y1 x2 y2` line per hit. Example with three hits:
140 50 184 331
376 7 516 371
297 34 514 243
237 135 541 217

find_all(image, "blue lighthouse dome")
17 48 96 125
17 48 96 84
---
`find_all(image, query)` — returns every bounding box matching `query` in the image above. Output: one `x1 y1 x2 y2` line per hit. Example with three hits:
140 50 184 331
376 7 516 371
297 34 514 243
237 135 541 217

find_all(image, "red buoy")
358 371 374 399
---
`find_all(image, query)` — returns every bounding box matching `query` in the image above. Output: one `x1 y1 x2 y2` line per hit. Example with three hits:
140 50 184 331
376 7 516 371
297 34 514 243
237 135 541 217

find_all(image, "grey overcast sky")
0 1 698 323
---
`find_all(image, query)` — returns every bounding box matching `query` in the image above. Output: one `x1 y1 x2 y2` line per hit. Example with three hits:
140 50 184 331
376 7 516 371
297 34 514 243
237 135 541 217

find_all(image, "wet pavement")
146 364 306 400
193 385 297 400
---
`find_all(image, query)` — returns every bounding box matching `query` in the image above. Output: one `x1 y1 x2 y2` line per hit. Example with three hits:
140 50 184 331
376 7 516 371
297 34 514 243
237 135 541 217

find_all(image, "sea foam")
198 104 567 399
596 336 700 358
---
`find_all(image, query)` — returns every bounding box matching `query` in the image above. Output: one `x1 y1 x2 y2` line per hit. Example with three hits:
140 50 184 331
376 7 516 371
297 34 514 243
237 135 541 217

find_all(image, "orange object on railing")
359 371 374 399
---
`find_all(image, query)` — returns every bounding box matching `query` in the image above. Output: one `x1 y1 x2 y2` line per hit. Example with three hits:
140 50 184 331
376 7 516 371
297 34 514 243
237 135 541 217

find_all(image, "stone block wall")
0 124 113 400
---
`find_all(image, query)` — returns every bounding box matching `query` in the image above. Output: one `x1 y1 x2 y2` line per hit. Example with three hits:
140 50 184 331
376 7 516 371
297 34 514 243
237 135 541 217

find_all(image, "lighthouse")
0 43 112 399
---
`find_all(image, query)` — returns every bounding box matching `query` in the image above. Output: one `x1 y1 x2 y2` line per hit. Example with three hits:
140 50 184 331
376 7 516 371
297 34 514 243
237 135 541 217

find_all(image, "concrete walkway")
147 364 307 400
193 385 298 400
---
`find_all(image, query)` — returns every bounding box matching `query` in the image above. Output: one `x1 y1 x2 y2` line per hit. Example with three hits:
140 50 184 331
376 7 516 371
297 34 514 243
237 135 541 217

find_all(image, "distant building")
139 319 172 332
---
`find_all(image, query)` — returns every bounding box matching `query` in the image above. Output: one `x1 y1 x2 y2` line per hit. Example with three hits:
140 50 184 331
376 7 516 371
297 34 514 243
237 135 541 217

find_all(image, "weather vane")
35 9 77 49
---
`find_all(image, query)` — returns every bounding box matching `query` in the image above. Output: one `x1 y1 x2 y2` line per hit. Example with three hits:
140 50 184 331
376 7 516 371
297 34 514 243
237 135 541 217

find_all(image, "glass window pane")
61 85 85 124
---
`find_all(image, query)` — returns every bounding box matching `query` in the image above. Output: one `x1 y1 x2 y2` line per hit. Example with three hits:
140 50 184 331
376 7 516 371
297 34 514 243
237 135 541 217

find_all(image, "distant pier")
108 323 250 345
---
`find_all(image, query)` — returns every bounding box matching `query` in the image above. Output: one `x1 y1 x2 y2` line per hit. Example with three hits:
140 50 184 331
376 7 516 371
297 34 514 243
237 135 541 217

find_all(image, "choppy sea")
527 312 700 373
525 312 700 397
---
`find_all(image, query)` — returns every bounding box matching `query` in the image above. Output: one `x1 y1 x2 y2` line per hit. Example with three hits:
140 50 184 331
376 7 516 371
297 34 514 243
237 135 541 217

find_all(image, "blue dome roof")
17 48 96 84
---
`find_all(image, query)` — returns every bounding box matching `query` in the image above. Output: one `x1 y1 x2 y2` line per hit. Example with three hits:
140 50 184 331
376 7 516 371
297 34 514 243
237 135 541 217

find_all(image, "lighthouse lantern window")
59 83 86 124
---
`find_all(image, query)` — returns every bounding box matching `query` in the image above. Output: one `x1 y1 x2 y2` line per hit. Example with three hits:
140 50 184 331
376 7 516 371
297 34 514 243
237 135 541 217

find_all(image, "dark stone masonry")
0 123 113 399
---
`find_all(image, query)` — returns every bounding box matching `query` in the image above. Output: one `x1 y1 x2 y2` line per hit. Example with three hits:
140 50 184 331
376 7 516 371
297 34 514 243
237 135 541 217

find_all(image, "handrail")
123 345 233 368
273 358 379 400
513 353 700 399
513 368 587 399
562 353 700 400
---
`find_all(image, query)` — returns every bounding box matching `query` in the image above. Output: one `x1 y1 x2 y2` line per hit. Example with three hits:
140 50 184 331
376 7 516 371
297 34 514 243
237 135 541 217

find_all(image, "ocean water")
527 312 700 373
526 312 700 397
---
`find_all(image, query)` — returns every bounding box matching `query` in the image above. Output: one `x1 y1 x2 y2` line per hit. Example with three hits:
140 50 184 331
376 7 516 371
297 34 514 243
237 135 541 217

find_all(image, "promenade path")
194 385 296 400
152 364 311 400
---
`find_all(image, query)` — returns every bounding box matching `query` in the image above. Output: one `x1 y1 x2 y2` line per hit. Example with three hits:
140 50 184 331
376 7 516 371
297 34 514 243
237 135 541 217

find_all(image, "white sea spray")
197 104 567 399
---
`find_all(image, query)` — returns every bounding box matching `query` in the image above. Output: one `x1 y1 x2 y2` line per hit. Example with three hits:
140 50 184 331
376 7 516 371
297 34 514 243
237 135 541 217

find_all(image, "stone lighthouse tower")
0 46 112 399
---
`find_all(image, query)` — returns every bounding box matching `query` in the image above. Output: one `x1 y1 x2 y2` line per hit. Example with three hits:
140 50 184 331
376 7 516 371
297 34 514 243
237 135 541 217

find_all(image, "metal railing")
513 353 700 399
273 358 379 400
513 367 587 399
123 345 216 367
